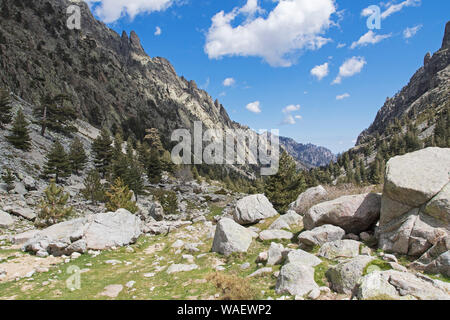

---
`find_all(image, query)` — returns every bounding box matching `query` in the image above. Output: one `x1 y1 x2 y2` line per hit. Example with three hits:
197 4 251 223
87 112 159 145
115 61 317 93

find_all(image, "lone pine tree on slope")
7 109 31 151
43 140 71 183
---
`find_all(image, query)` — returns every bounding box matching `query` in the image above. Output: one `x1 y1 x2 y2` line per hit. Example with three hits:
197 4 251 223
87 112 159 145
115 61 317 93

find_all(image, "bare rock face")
411 236 450 277
356 22 450 146
211 218 253 256
22 209 142 256
303 193 381 234
233 194 278 225
377 148 450 257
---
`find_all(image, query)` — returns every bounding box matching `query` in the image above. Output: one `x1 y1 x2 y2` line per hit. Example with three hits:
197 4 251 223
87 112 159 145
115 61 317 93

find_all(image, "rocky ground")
0 96 449 300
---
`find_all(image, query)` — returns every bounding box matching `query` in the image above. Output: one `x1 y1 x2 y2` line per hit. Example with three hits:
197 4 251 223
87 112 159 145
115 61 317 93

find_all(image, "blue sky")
85 0 449 154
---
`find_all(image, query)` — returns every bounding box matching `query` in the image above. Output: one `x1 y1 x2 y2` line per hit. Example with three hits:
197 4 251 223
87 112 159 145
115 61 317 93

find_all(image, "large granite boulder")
326 255 374 294
384 148 450 208
285 249 322 267
23 209 142 256
355 270 450 300
377 148 450 257
318 240 361 260
303 193 381 234
275 263 319 297
288 185 328 214
211 218 253 256
269 210 303 230
298 224 345 248
233 194 278 225
0 210 14 228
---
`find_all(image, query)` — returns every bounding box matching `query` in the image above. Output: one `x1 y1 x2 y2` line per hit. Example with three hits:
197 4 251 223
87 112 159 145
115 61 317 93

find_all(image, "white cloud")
246 101 261 113
336 93 350 100
200 77 210 90
282 104 301 114
85 0 174 23
204 0 336 67
350 30 391 49
223 78 236 87
294 115 303 120
332 56 366 85
337 43 346 48
361 7 375 17
361 0 421 20
154 26 162 36
381 0 421 20
403 24 422 39
310 62 329 81
281 115 296 125
239 0 265 17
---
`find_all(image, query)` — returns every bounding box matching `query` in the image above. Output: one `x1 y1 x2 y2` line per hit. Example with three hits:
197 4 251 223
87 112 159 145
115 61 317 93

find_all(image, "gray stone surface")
318 240 361 260
285 249 322 267
326 255 374 294
298 224 345 248
304 193 381 234
211 218 253 256
275 263 319 297
0 210 14 228
23 209 142 256
233 194 278 225
288 185 327 214
269 210 302 230
384 147 450 208
259 229 294 241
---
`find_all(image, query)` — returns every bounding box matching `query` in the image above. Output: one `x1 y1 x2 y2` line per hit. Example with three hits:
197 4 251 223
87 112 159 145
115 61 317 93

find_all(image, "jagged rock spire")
443 21 450 49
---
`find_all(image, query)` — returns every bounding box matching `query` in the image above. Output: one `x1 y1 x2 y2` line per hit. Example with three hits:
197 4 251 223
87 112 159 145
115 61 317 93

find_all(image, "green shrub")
36 181 74 228
151 188 179 215
105 178 138 213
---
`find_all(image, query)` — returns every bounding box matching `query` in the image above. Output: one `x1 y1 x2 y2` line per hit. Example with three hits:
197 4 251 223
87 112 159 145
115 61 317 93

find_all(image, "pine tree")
105 178 138 213
36 181 74 228
34 94 77 136
81 169 105 205
68 137 87 175
7 109 31 151
0 88 12 128
264 151 306 214
43 140 71 183
92 128 113 178
147 149 162 184
144 128 164 153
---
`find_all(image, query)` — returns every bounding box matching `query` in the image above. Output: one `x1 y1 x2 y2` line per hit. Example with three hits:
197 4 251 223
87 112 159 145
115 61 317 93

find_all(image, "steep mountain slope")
0 0 332 170
357 21 450 146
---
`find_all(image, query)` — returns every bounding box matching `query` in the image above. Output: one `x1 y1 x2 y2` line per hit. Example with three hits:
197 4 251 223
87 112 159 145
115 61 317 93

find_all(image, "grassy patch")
363 259 392 276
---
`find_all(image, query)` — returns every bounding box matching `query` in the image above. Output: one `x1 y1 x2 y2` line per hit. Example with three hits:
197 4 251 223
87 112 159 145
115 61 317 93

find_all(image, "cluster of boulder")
211 147 450 299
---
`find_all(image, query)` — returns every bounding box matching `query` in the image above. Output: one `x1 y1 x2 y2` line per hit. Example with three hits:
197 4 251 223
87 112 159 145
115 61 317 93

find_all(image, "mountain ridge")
0 0 333 170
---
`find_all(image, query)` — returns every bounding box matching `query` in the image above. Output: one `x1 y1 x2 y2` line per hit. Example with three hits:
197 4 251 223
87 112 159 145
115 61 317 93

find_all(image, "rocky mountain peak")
442 21 450 49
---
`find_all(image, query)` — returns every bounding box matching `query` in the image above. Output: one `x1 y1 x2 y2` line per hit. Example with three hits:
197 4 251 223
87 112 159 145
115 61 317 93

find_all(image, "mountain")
357 21 450 147
279 136 336 169
0 0 331 170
